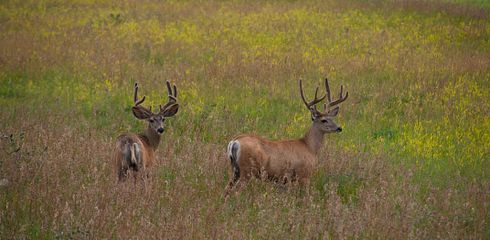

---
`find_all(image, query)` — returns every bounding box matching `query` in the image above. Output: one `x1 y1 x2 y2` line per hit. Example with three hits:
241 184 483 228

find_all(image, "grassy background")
1 0 489 238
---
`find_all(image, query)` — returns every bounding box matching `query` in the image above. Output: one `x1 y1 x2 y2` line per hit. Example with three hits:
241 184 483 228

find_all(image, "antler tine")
322 77 349 112
165 81 178 101
159 81 179 113
299 79 326 111
311 87 326 106
134 83 146 106
327 84 349 108
166 81 173 97
168 83 177 102
325 77 332 102
299 79 309 108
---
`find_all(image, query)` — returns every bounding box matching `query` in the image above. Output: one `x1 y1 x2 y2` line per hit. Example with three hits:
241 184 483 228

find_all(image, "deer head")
299 78 348 133
132 81 179 135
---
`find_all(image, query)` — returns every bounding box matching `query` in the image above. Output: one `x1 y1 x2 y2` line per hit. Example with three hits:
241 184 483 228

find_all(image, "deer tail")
227 140 240 181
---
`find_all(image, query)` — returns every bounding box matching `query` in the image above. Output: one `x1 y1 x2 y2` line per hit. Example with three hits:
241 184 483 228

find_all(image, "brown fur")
113 82 179 183
225 124 325 196
113 130 160 182
224 78 347 197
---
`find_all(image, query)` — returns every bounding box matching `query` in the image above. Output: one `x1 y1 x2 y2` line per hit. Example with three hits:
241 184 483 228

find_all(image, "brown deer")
224 78 348 196
113 81 179 182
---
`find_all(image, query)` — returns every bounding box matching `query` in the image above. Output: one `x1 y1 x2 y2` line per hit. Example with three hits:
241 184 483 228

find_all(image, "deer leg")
231 169 253 197
118 167 128 183
141 167 149 191
132 171 139 185
232 176 250 195
224 171 240 199
268 173 291 193
224 170 252 201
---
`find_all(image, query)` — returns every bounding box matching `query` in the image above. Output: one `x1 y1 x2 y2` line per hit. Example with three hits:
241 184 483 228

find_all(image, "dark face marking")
312 112 342 133
148 115 166 135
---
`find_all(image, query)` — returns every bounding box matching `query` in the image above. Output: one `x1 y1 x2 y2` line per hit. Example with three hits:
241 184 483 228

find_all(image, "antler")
134 83 146 106
133 83 153 113
323 77 348 111
299 80 326 113
131 82 154 120
159 81 178 115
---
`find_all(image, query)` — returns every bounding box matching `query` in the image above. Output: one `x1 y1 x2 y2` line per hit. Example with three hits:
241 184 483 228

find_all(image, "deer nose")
336 127 342 132
157 128 164 134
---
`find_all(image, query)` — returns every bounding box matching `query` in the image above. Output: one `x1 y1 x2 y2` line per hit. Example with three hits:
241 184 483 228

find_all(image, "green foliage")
0 0 489 238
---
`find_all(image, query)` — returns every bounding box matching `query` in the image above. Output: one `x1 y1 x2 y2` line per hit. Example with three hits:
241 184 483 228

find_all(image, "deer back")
113 133 154 172
232 134 316 181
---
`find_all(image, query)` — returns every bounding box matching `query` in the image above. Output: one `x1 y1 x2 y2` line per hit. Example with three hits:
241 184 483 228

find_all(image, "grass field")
1 0 489 238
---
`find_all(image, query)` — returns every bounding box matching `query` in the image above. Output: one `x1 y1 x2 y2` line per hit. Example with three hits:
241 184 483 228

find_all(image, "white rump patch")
130 142 141 165
227 140 240 164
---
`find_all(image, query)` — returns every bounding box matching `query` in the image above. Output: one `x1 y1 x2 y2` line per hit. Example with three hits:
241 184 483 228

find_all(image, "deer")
224 77 348 197
113 81 179 182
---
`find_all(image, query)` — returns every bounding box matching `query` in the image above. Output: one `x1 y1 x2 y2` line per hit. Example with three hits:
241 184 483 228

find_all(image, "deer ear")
161 103 179 117
327 106 340 117
132 106 152 120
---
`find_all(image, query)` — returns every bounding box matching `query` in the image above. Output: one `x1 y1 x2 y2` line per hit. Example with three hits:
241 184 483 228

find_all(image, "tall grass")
1 0 489 238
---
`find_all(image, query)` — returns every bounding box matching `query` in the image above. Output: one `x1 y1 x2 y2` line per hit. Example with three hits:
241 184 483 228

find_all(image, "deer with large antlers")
224 78 348 197
113 81 179 182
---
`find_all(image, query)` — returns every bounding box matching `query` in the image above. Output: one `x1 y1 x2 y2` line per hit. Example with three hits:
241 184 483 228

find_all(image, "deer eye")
149 119 154 123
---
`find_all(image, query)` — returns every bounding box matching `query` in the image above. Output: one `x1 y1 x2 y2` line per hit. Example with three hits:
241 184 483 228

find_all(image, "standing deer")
113 81 179 182
225 78 348 196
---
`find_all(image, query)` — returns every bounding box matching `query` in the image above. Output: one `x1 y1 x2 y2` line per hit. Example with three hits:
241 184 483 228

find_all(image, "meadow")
0 0 489 238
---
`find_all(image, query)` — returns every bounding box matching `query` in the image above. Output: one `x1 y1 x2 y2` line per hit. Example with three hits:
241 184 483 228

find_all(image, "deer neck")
302 123 325 155
141 128 161 150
